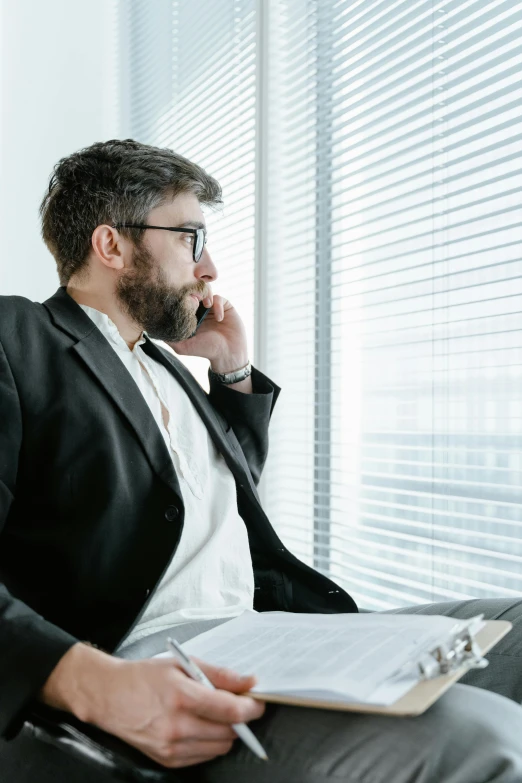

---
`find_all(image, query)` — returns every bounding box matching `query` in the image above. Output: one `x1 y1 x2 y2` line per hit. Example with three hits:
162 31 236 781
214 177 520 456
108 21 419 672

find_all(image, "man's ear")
91 224 127 272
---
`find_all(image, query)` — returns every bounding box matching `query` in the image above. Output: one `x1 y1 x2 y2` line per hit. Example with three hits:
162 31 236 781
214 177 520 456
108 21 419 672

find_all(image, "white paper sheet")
155 611 478 705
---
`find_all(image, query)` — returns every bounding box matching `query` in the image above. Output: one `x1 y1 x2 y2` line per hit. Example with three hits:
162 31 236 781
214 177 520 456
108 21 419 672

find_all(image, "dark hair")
39 139 222 284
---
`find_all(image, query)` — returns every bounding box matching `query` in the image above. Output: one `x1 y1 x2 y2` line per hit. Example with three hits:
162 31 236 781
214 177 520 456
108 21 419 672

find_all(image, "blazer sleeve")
0 339 78 740
208 365 281 486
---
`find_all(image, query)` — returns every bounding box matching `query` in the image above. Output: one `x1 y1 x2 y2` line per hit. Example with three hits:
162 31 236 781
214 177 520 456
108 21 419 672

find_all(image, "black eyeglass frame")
112 224 207 263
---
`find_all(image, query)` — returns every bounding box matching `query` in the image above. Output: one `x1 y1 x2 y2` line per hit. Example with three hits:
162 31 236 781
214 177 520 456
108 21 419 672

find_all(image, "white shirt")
79 305 255 650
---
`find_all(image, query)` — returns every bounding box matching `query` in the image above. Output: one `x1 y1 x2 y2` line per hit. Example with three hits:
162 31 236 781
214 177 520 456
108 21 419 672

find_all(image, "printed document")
156 610 484 706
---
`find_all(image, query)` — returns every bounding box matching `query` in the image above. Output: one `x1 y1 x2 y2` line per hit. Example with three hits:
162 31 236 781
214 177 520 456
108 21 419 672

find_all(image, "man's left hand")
168 291 249 374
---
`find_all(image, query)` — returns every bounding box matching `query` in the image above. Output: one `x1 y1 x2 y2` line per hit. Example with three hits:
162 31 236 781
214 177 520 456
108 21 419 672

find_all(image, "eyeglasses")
112 224 207 263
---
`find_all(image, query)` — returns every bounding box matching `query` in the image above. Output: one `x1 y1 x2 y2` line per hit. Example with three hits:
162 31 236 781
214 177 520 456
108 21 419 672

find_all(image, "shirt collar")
78 304 147 352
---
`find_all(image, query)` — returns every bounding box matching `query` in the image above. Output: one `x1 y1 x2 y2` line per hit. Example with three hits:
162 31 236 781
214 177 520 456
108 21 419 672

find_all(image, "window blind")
121 0 257 387
121 0 521 610
261 0 522 609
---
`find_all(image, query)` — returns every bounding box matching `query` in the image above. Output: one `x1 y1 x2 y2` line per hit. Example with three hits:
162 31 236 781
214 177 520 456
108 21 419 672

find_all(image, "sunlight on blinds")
262 0 522 608
261 0 319 566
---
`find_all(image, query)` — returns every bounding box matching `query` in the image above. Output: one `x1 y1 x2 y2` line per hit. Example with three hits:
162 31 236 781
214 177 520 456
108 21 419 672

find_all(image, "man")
1 138 522 783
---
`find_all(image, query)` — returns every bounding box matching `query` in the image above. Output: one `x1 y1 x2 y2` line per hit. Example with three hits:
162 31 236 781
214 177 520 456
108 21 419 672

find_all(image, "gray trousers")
4 598 522 783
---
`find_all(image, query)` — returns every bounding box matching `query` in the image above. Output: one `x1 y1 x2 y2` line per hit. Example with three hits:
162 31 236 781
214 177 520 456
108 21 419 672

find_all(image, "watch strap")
209 361 252 385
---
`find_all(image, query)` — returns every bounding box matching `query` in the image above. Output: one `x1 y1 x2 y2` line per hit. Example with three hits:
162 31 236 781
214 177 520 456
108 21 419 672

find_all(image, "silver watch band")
209 361 252 385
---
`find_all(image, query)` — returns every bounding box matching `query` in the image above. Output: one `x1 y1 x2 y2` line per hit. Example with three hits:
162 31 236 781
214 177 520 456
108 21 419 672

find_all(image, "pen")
166 637 268 761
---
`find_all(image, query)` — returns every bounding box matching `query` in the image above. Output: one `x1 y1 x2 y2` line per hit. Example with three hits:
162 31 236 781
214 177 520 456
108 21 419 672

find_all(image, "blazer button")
164 505 179 522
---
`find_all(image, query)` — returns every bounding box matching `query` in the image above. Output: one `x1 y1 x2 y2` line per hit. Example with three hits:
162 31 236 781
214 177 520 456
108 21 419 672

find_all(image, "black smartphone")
196 302 210 329
189 302 210 338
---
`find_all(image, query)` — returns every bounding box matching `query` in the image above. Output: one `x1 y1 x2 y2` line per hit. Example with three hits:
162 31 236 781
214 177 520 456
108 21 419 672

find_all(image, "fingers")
162 712 237 744
145 707 249 769
198 285 235 323
179 678 266 725
194 657 257 693
203 293 231 322
152 738 236 769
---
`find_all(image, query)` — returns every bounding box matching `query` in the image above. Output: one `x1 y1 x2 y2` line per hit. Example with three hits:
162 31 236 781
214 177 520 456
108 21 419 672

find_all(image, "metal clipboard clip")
417 614 489 680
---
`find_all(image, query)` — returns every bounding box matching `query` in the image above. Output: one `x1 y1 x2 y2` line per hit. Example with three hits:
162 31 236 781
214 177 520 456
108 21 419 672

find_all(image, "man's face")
115 192 217 342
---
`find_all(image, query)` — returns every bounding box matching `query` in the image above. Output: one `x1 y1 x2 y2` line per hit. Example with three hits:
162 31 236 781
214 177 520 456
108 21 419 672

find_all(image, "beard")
116 242 206 342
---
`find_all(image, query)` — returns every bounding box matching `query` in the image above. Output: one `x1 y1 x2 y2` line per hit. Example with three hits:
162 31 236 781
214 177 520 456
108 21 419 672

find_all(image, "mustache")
182 281 208 300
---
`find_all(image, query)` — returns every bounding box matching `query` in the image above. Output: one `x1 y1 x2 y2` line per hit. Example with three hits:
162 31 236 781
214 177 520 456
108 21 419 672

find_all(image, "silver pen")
166 637 268 761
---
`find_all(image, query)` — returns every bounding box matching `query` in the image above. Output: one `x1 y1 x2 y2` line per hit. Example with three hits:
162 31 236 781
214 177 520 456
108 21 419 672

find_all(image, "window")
121 0 522 608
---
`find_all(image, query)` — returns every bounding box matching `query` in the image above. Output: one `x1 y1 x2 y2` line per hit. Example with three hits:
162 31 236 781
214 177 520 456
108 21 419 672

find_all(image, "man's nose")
195 247 218 282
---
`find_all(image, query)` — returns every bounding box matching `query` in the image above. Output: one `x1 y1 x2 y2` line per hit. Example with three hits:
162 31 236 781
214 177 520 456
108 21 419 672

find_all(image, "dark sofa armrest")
23 703 178 782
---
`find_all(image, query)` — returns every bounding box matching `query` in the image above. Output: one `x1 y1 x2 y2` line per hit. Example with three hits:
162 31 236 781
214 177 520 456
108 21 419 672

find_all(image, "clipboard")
250 619 511 717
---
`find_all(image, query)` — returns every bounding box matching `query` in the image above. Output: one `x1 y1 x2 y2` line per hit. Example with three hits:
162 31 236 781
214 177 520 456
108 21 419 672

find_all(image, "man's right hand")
40 642 265 768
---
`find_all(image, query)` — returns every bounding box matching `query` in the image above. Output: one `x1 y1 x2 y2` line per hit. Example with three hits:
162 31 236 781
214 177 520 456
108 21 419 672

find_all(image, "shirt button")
164 505 179 522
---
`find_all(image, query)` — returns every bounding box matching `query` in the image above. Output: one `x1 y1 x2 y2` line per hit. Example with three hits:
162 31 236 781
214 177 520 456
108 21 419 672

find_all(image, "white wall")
0 0 120 301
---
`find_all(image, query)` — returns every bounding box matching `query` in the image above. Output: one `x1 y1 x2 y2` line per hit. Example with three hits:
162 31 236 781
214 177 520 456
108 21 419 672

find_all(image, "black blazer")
0 287 357 738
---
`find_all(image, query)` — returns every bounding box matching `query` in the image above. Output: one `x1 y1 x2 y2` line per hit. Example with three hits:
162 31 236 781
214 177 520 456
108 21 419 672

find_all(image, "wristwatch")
209 361 252 385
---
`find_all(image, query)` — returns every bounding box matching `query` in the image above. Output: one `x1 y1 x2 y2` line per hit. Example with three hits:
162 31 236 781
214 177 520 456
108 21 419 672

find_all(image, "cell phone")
196 302 210 329
189 302 210 338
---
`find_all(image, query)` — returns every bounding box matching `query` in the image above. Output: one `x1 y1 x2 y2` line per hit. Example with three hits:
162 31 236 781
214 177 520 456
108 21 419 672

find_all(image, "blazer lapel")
140 338 248 478
43 288 182 497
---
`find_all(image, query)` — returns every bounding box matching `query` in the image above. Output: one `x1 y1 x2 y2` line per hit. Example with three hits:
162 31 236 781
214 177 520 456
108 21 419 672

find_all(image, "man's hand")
40 643 265 769
169 291 249 375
